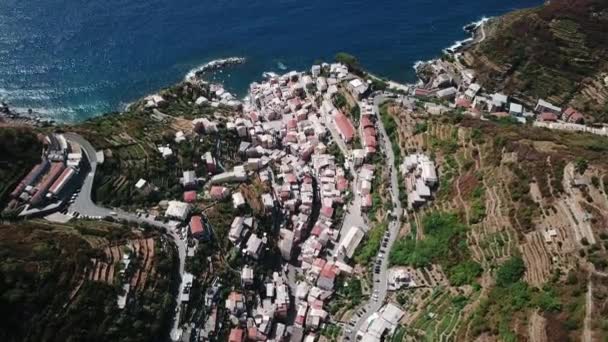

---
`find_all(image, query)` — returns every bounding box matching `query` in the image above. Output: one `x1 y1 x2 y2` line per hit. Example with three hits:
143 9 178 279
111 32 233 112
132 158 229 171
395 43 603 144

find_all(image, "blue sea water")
0 0 541 121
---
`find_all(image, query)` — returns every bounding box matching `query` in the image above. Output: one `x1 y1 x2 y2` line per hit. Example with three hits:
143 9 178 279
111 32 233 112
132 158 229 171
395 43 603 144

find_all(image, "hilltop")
462 0 608 122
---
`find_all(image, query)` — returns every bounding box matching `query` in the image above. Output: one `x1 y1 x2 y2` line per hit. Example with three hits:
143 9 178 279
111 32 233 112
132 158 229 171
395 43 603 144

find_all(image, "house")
509 103 523 116
228 328 244 342
317 263 337 291
241 265 254 287
464 83 481 100
347 78 369 99
203 152 217 174
233 192 246 209
421 160 437 185
563 107 585 123
182 170 197 188
190 215 209 240
135 178 147 190
334 110 356 143
435 87 457 100
246 234 263 259
540 112 558 122
183 190 197 203
229 217 245 243
535 99 561 114
226 292 246 315
209 186 230 200
261 193 274 210
489 93 508 112
165 201 191 221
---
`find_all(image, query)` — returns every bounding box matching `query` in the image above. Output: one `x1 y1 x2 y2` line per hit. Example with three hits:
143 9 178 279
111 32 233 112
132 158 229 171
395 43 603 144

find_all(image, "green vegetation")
0 128 41 207
335 52 364 75
390 212 482 286
0 221 178 342
471 1 608 122
354 222 387 265
469 185 486 224
495 256 525 287
379 103 402 167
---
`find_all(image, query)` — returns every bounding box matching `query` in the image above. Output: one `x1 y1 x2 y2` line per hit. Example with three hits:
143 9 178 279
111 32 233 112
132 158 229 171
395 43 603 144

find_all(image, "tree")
575 158 588 174
496 256 525 287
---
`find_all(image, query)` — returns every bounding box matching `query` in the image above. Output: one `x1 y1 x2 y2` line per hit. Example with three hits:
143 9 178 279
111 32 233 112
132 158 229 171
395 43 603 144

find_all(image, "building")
334 110 356 143
435 87 457 100
48 167 76 196
165 200 191 221
190 215 209 240
226 292 246 315
535 99 561 114
509 103 523 116
183 190 197 203
209 186 230 200
347 78 369 99
232 192 246 209
563 107 585 123
337 226 365 259
246 234 263 259
228 328 245 342
182 170 197 188
241 266 254 287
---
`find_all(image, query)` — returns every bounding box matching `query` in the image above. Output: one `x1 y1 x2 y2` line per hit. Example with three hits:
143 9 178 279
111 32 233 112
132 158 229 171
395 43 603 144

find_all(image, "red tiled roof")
320 263 337 280
190 215 204 235
564 107 584 123
337 177 349 191
360 116 373 129
455 97 472 108
210 186 227 199
183 190 197 203
320 206 334 219
540 112 558 122
229 328 244 342
334 111 355 142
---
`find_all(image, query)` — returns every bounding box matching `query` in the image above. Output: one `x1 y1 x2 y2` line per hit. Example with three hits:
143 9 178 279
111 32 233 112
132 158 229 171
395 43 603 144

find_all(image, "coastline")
0 16 491 128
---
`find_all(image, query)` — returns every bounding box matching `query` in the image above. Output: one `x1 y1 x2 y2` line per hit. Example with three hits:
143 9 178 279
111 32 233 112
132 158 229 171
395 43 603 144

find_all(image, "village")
6 43 608 342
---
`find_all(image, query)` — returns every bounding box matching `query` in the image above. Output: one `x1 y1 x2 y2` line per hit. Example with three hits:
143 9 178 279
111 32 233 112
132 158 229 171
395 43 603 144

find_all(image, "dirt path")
583 279 593 342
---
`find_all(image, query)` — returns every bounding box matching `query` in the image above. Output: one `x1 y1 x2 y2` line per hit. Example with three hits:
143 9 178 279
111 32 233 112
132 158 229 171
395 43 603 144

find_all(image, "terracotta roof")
540 112 558 122
334 111 356 142
183 190 197 203
190 215 204 235
229 328 244 342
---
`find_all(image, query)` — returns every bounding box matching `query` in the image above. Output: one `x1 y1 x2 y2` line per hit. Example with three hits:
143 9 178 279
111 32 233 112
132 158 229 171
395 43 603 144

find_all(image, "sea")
0 0 541 122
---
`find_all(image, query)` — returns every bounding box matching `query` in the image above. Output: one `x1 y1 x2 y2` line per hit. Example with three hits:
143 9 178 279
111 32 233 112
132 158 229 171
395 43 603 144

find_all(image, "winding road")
64 133 187 341
345 95 404 340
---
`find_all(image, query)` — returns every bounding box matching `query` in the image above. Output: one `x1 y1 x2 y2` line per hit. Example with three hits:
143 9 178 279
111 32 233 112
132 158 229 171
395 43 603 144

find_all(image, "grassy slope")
466 0 608 121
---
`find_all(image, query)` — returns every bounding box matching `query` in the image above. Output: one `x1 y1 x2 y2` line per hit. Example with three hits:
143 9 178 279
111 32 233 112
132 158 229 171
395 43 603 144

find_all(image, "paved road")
64 133 187 341
346 95 404 340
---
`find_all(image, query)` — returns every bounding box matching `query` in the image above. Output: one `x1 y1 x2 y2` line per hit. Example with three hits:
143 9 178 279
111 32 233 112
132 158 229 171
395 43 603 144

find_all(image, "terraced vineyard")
0 220 179 342
384 101 608 341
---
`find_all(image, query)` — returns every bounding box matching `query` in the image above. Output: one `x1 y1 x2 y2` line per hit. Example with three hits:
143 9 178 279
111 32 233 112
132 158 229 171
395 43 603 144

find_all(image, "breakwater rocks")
184 57 246 81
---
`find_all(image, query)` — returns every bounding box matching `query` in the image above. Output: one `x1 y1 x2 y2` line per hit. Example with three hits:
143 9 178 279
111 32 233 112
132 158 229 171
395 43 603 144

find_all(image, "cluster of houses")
399 154 438 209
217 63 381 341
226 271 292 342
7 133 82 214
143 62 390 341
415 58 592 128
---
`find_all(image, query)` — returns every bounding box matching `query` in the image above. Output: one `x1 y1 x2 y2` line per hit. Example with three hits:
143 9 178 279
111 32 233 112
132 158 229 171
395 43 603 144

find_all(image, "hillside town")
414 54 608 136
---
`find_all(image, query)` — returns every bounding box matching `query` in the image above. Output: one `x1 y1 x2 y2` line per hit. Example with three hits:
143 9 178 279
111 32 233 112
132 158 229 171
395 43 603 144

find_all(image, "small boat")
277 61 287 70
